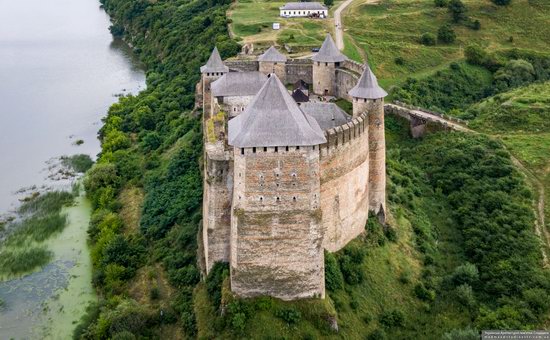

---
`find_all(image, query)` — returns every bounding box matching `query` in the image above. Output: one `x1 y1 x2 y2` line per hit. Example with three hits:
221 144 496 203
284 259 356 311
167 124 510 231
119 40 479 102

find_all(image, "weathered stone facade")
199 40 387 300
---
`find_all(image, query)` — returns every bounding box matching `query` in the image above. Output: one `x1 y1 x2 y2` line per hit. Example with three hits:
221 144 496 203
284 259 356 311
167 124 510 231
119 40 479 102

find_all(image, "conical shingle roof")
258 46 287 62
228 74 326 147
349 64 388 99
200 47 229 73
312 34 347 63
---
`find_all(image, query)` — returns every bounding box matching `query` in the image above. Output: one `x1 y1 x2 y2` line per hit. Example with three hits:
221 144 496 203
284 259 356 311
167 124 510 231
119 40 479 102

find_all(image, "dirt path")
335 0 379 50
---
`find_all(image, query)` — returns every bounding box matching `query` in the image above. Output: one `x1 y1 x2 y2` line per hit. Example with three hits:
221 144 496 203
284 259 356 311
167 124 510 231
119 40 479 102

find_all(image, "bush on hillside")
465 45 488 66
434 0 448 7
493 59 535 91
448 0 467 23
420 32 436 46
438 24 456 44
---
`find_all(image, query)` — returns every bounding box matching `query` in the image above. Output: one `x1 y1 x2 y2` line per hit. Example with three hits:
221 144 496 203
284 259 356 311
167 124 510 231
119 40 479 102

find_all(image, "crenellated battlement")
320 112 368 157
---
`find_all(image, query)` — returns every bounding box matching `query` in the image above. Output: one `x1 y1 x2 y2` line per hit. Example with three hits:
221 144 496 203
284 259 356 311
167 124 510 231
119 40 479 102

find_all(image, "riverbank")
0 189 95 339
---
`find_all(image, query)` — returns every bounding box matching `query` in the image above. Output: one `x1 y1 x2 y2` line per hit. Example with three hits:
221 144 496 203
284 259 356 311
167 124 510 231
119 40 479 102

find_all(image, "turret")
258 46 287 82
200 47 228 117
228 74 327 300
349 64 388 221
311 34 347 96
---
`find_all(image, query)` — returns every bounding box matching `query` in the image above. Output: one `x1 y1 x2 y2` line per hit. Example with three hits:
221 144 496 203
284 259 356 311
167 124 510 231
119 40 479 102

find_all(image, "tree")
448 0 467 22
324 0 334 6
421 32 437 46
438 24 456 44
434 0 448 7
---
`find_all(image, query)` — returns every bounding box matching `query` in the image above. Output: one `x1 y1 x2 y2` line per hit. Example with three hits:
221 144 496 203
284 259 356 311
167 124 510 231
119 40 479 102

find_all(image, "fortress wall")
259 62 286 83
231 147 324 300
225 60 259 72
335 68 360 101
342 59 365 75
286 59 313 84
319 113 370 252
203 151 233 273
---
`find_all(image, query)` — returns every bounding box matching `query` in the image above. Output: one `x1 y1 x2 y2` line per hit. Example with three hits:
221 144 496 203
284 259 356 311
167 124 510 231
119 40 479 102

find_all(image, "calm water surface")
0 0 145 213
0 0 145 338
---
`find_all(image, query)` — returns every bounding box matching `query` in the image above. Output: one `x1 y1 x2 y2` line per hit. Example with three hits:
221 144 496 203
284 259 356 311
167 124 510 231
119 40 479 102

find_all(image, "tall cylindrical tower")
312 34 347 96
348 64 388 221
200 47 228 118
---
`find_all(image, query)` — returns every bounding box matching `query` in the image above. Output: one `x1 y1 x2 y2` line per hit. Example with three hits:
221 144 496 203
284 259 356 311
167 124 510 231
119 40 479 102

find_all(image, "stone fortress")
197 34 388 300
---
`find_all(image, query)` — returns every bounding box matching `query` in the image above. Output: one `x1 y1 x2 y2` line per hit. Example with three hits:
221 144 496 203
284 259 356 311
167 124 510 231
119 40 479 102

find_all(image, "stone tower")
258 46 287 82
228 74 327 300
200 47 228 118
312 34 347 96
349 64 388 220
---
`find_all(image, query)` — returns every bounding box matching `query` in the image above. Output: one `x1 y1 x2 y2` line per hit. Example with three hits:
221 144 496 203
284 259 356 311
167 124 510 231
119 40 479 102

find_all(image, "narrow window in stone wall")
293 196 297 202
312 145 316 150
259 196 263 202
285 146 289 152
325 62 328 66
241 148 244 155
296 146 300 150
275 146 278 153
263 147 267 152
253 147 256 153
276 197 280 202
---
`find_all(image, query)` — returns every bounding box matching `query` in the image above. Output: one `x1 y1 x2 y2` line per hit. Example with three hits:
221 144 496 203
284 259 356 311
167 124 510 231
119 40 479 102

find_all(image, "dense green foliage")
62 154 95 173
393 48 550 113
76 0 239 338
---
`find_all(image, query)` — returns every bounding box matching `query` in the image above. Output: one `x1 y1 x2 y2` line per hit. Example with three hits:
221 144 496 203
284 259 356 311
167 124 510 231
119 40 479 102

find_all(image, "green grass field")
344 0 550 85
228 0 343 54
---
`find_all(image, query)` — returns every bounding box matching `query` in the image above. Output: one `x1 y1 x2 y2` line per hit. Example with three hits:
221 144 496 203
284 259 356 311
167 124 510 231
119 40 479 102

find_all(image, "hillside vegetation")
73 0 550 338
344 0 550 85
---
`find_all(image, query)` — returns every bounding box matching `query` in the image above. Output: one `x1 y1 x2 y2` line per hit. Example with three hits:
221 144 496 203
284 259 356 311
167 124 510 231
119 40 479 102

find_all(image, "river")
0 0 145 338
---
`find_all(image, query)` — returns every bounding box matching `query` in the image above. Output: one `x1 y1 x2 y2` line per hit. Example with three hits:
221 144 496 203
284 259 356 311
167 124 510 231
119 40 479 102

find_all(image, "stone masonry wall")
319 113 370 252
335 68 359 101
286 59 313 84
230 147 324 300
313 61 336 95
259 61 286 83
203 151 233 273
225 60 259 72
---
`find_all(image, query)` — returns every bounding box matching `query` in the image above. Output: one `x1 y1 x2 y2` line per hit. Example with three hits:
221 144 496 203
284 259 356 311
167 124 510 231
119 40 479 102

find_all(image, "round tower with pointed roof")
228 74 326 300
311 34 347 96
349 64 388 221
258 46 287 82
201 47 229 117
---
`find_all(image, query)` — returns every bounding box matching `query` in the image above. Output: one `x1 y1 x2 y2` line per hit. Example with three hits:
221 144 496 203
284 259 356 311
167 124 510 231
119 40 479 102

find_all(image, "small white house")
273 22 281 30
280 2 328 18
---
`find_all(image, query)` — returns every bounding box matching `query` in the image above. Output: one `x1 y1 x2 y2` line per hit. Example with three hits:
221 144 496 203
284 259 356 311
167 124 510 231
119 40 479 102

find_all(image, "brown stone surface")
259 61 286 83
368 99 386 217
230 147 324 300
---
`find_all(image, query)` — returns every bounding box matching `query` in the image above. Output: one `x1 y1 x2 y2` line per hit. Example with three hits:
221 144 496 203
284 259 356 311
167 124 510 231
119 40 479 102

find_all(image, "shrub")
434 0 448 7
451 263 479 286
438 25 456 44
465 45 487 66
414 283 436 301
62 154 94 173
379 309 405 328
325 251 344 291
276 308 302 326
420 32 436 46
394 57 405 65
367 328 387 340
150 286 160 300
448 0 467 23
455 284 476 307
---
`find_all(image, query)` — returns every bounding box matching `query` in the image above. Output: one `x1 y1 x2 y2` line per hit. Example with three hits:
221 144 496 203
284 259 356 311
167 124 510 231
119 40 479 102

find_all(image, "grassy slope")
228 0 343 54
344 0 550 86
468 82 550 259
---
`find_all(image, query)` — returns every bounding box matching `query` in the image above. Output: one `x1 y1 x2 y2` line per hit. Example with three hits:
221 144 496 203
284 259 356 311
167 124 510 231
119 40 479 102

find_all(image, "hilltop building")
197 36 388 300
280 2 328 18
